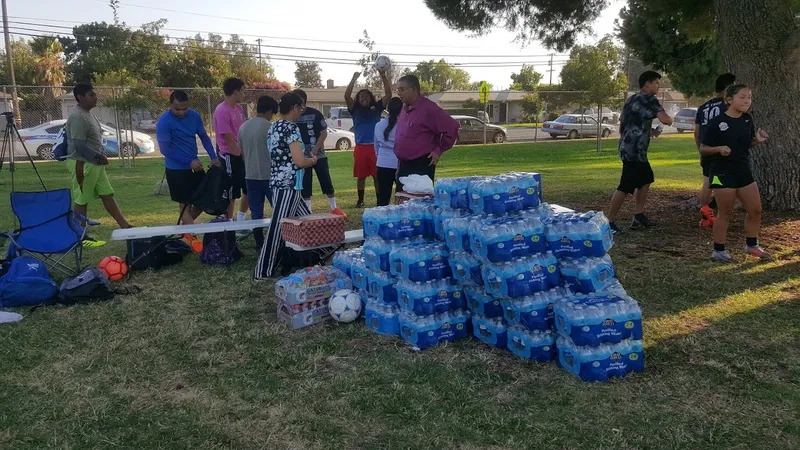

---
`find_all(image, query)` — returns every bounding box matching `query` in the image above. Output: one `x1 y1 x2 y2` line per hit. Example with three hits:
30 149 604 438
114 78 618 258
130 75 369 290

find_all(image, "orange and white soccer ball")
99 256 128 282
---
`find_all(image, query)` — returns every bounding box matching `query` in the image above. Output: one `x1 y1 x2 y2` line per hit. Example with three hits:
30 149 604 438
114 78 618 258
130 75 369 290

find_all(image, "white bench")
110 219 271 241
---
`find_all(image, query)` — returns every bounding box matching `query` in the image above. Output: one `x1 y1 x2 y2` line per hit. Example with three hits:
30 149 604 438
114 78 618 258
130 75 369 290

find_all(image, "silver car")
673 108 697 133
452 115 508 144
542 114 616 139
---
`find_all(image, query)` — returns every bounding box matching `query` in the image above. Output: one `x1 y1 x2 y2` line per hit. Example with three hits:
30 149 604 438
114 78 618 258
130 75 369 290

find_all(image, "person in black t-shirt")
694 73 736 228
700 84 770 263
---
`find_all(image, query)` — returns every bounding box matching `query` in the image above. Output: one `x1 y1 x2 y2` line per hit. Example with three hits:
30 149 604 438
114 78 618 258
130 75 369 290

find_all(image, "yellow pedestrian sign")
479 81 489 104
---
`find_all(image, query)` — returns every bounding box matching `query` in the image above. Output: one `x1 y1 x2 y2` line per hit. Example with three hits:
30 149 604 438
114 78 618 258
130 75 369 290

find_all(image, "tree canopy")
407 59 472 93
560 37 627 108
294 61 323 88
510 65 543 92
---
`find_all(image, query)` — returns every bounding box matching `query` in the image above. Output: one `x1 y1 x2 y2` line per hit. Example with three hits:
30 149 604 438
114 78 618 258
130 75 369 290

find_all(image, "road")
505 125 683 143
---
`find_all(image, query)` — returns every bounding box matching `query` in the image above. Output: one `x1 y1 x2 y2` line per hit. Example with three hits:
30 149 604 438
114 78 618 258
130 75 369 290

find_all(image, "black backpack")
191 165 231 217
58 267 115 304
126 236 189 271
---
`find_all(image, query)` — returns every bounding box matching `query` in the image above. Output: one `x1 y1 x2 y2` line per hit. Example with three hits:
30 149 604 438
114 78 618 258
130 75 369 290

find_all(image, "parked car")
137 119 157 131
572 107 617 123
324 128 355 150
673 107 698 133
327 107 354 131
542 114 616 139
16 119 156 160
452 115 507 144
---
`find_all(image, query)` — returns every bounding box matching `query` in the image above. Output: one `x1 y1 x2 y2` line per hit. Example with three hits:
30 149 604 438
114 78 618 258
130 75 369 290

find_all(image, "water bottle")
434 208 466 240
554 292 643 346
463 283 504 318
350 256 370 291
507 326 556 362
368 270 399 304
435 177 475 210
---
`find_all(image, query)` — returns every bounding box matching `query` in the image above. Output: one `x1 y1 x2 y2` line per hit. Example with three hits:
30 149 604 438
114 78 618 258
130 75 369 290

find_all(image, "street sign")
479 81 489 104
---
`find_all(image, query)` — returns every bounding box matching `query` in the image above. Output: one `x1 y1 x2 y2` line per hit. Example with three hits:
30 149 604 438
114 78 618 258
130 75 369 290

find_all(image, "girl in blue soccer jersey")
700 84 770 263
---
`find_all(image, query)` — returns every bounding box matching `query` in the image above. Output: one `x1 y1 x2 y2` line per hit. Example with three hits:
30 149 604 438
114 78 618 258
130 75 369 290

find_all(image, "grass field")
505 122 543 128
1 135 798 450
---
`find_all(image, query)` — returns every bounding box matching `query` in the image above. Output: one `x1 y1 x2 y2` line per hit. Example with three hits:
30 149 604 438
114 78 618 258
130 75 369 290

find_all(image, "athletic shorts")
709 167 755 190
701 156 711 178
220 153 247 199
617 160 655 194
67 159 114 206
353 144 378 179
302 157 335 199
165 168 205 204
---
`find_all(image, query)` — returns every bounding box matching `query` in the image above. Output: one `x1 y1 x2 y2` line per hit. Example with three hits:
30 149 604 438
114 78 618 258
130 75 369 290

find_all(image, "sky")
7 0 624 89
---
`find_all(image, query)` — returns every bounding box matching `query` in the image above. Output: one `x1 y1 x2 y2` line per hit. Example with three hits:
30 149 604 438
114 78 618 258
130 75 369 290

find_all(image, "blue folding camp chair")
2 189 98 277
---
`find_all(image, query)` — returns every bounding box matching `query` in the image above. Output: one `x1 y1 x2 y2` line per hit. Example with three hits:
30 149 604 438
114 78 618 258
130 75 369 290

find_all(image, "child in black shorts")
700 84 770 263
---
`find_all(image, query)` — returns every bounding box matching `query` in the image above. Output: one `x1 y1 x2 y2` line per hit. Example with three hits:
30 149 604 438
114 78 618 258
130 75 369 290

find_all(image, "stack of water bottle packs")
336 172 645 381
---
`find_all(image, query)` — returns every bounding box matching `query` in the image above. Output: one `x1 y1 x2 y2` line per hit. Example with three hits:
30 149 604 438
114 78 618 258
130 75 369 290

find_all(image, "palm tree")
31 37 66 121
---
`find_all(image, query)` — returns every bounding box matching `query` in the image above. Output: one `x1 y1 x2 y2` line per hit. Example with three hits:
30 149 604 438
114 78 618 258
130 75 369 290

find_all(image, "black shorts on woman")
702 112 756 190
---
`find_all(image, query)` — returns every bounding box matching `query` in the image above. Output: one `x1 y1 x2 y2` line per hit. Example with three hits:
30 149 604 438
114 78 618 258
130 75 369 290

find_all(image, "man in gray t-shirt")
238 95 278 249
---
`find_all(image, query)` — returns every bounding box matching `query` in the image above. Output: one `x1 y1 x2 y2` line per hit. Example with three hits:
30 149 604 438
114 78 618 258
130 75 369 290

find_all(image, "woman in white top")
373 97 403 206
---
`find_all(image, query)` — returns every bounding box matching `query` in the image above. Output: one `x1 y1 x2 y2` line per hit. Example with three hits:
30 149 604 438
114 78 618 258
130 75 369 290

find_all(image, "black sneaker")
630 214 654 230
609 221 622 234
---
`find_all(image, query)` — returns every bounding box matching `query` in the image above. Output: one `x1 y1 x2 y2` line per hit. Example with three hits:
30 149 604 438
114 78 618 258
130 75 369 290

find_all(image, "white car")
673 108 698 133
542 114 616 139
324 128 355 150
15 119 156 160
137 119 157 131
326 107 354 132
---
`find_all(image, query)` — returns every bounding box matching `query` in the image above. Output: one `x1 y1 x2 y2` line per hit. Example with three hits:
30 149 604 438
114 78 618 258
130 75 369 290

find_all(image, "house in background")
426 90 526 124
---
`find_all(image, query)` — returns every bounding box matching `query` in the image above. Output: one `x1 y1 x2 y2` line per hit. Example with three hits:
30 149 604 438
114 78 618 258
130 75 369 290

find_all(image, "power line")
8 20 569 59
8 27 570 68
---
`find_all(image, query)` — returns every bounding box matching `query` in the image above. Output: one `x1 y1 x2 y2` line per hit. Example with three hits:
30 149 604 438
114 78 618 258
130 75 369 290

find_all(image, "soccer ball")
99 256 128 282
328 289 362 323
374 55 391 71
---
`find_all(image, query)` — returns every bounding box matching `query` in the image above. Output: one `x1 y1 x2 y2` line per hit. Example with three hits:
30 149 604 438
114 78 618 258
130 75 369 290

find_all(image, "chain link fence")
0 85 692 162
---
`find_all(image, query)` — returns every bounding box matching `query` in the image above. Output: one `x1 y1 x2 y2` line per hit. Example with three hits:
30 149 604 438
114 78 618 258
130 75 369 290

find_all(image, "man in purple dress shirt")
393 74 460 192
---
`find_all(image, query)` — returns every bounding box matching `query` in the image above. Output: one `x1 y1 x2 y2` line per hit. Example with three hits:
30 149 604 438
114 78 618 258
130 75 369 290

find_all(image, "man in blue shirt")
694 73 736 228
157 90 219 226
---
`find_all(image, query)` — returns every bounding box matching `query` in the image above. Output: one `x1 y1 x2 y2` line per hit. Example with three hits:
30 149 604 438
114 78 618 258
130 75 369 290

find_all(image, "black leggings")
376 166 398 206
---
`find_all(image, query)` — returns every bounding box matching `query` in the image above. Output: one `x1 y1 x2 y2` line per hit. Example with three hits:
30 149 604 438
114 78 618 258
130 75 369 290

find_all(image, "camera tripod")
0 111 46 193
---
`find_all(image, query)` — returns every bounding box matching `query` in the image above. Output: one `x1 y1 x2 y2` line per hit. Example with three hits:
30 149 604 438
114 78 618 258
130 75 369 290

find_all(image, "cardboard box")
277 298 331 329
395 192 434 205
281 213 345 248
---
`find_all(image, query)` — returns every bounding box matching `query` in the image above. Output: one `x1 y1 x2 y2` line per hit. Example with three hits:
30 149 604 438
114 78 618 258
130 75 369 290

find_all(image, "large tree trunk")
715 0 800 210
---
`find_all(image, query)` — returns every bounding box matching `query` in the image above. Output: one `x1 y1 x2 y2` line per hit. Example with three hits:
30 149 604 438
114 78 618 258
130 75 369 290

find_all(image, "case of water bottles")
559 255 616 294
368 270 399 304
332 248 363 279
501 287 569 332
396 278 466 316
365 297 400 336
443 215 475 252
507 327 557 362
275 266 352 306
557 336 644 382
464 283 504 318
481 252 561 298
470 216 547 263
468 172 541 215
399 310 471 350
553 292 643 347
472 314 509 349
434 176 479 210
434 207 469 240
448 251 483 285
389 242 451 282
545 211 614 259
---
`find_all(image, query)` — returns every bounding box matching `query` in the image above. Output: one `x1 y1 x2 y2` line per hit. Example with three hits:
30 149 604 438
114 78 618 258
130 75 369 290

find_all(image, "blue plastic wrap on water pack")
362 204 427 240
448 251 483 285
399 309 471 350
507 326 557 362
363 237 425 273
472 314 508 349
332 248 362 279
389 242 451 282
545 212 614 259
408 196 438 238
464 283 504 318
482 252 561 298
559 255 616 294
558 336 644 382
443 215 475 252
502 286 571 331
365 297 400 336
350 257 370 291
434 207 468 240
516 202 553 223
396 278 465 316
471 216 547 263
357 289 369 310
468 172 541 215
554 293 643 346
435 176 479 210
367 270 399 304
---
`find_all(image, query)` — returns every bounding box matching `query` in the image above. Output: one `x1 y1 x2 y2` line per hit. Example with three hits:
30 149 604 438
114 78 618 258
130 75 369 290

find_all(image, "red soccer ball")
99 256 128 282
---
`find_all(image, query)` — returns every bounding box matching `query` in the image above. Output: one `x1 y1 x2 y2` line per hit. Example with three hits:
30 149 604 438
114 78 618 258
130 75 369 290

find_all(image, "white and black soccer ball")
374 55 391 71
329 289 362 323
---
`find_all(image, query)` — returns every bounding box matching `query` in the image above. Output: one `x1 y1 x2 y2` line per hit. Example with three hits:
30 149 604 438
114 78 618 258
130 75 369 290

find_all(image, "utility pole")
2 0 20 125
256 38 262 65
547 53 554 86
